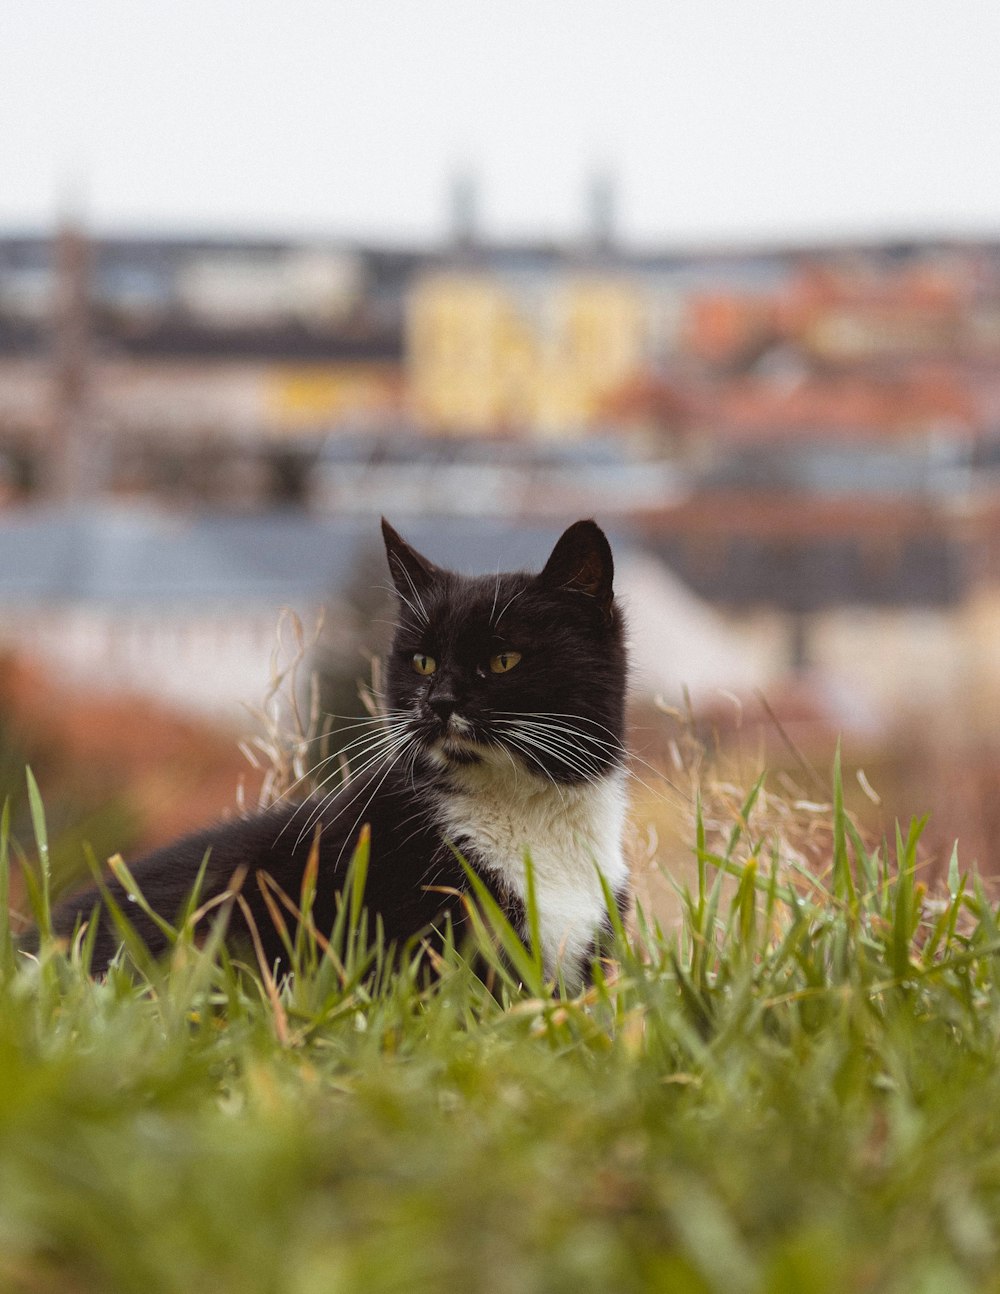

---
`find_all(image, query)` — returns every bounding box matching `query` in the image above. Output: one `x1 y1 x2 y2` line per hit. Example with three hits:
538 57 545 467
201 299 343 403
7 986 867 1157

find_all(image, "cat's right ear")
381 518 440 601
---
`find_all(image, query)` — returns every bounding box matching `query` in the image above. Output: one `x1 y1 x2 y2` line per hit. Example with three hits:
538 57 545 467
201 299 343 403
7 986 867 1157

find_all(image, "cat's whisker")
497 725 605 784
292 752 397 847
494 716 612 762
313 725 415 790
396 564 431 627
503 746 570 811
497 733 569 801
489 738 521 778
495 716 622 757
329 733 423 866
286 726 416 843
303 743 403 803
379 580 428 630
488 560 502 627
499 719 685 807
493 585 526 627
268 713 413 803
307 729 406 766
499 719 631 786
496 710 691 805
497 710 629 750
283 721 413 802
496 717 628 774
497 722 636 791
314 719 412 765
498 711 660 784
293 709 412 746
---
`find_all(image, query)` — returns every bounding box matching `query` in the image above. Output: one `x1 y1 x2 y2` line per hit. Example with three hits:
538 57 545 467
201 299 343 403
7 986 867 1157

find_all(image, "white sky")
3 0 1000 249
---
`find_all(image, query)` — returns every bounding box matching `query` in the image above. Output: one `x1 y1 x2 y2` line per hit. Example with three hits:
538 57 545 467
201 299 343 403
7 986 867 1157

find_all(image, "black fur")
30 518 628 977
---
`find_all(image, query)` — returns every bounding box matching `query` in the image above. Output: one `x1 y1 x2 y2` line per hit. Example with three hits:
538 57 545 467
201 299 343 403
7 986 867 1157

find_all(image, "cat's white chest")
434 767 629 985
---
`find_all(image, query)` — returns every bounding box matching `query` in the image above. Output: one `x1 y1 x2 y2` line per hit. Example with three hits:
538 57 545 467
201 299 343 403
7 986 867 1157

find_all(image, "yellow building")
265 362 403 432
407 270 648 436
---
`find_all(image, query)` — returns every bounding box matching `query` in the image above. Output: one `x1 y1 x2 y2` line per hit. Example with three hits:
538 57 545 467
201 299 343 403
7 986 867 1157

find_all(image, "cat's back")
42 761 463 968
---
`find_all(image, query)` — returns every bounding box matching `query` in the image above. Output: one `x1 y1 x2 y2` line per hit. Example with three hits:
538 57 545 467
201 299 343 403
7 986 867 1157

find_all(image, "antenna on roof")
586 169 617 255
449 168 480 252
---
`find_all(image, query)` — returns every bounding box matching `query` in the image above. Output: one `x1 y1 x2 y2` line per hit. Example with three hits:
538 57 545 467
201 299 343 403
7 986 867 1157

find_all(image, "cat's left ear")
381 518 440 600
538 520 615 622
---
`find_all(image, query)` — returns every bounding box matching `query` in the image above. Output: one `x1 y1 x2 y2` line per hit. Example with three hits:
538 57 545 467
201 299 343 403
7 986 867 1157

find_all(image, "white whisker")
379 579 428 628
496 710 689 804
282 725 415 844
498 724 603 783
488 560 502 627
493 585 526 627
497 733 568 804
328 734 422 866
278 720 412 803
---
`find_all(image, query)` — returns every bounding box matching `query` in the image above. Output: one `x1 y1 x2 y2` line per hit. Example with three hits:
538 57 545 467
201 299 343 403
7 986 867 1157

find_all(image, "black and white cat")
39 518 630 989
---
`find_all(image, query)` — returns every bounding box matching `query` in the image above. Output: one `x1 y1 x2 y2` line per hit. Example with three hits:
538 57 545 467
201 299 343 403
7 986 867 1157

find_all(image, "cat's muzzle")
424 712 485 765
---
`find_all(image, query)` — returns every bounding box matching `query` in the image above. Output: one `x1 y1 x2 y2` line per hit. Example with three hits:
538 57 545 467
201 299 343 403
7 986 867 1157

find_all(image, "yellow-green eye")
412 653 437 676
490 651 522 674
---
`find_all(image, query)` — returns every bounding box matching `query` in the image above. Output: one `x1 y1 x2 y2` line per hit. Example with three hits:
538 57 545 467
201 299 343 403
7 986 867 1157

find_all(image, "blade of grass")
456 855 546 998
0 799 13 977
25 767 51 940
831 743 856 910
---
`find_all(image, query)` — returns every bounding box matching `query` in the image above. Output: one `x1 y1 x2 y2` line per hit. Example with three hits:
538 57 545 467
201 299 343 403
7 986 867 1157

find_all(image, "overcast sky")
3 1 1000 249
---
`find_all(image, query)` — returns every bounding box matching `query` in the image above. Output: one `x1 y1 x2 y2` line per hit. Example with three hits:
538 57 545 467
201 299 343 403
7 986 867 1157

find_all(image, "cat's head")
381 519 627 784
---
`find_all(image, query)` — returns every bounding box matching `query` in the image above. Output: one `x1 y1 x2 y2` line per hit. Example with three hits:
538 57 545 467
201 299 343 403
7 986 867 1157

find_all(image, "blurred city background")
3 1 1000 887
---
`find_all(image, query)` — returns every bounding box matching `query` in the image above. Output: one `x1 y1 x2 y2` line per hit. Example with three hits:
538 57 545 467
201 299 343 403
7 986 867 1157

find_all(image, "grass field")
4 753 1000 1294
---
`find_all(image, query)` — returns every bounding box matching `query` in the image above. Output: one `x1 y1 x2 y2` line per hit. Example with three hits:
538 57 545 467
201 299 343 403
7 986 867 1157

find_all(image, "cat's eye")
412 653 437 676
489 651 522 674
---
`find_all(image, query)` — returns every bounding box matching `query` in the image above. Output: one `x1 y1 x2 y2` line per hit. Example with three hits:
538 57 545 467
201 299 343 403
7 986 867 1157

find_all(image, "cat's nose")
428 688 458 723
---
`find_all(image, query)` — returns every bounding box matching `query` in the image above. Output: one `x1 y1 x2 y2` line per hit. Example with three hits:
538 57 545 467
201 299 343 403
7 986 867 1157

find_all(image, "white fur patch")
433 756 629 988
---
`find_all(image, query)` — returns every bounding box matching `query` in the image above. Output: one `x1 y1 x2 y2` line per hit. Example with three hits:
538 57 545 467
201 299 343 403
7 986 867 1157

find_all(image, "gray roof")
0 505 598 607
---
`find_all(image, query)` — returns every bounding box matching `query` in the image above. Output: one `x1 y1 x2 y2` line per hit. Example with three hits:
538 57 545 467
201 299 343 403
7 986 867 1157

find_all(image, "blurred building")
405 249 791 438
0 235 416 480
407 266 648 435
11 230 1000 461
623 248 1000 453
309 432 682 518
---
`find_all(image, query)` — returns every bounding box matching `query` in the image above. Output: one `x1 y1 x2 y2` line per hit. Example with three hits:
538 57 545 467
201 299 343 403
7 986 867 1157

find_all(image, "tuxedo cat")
34 518 630 990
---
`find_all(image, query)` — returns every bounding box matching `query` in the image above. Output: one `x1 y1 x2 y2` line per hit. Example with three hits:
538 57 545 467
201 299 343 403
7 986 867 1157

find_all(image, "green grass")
5 758 1000 1294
